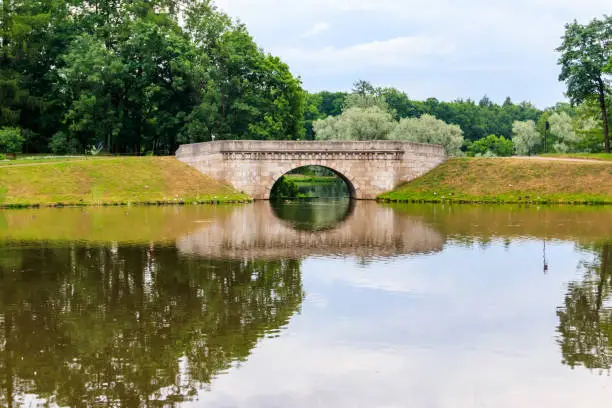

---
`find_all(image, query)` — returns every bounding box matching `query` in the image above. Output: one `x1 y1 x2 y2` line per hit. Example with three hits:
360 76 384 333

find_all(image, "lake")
1 201 612 407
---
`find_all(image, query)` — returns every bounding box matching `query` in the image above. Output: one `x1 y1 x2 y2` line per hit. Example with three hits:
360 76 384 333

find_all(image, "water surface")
2 202 612 407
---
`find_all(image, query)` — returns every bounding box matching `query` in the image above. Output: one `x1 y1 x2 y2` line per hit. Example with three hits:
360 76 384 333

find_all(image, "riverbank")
0 157 249 208
379 157 612 204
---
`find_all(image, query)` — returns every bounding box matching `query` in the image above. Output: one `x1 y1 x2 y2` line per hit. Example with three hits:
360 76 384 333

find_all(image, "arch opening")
269 165 357 201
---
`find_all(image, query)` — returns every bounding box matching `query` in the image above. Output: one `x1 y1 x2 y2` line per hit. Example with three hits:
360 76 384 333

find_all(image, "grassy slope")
380 157 612 204
0 157 249 207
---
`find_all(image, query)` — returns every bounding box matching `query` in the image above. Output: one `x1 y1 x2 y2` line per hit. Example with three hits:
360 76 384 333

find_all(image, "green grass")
379 157 612 205
284 174 339 184
0 156 250 208
540 153 612 161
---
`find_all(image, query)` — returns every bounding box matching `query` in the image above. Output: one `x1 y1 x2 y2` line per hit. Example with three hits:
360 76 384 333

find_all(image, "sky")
214 0 611 108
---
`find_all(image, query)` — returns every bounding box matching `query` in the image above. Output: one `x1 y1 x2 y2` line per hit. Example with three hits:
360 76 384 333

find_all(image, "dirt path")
504 156 610 164
0 157 119 169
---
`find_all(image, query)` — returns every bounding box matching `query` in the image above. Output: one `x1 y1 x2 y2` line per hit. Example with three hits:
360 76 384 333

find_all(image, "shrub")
49 131 82 154
272 176 299 199
0 127 25 157
468 134 514 157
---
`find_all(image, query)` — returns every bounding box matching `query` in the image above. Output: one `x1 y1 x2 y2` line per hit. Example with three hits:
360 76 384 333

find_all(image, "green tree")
557 16 612 152
377 87 424 119
512 120 541 156
344 93 391 112
549 112 581 153
313 107 395 141
0 127 24 157
389 114 464 156
467 134 514 157
352 79 376 96
271 176 300 199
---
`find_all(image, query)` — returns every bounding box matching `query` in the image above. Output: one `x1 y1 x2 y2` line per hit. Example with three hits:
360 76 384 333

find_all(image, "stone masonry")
175 140 446 199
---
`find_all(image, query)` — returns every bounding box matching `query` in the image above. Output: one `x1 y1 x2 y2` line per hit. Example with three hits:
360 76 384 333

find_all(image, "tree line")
0 0 305 156
0 2 610 156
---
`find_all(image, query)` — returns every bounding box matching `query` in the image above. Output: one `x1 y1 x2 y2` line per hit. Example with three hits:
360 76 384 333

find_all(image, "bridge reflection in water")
176 201 445 260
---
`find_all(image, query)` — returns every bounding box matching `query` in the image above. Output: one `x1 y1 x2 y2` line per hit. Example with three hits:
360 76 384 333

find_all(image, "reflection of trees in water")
0 244 303 407
557 243 612 371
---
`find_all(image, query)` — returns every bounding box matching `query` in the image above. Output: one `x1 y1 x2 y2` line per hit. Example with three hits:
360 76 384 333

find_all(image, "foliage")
549 112 581 153
271 176 299 199
49 131 81 154
313 107 396 141
467 134 514 157
344 93 391 113
0 127 25 154
306 89 544 146
389 114 464 156
557 15 612 152
0 0 305 155
512 120 541 156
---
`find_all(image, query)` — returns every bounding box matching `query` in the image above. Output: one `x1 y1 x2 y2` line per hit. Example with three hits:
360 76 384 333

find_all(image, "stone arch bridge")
176 141 446 199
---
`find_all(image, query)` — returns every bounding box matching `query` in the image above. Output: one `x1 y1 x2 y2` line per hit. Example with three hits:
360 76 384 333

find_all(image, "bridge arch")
266 164 358 200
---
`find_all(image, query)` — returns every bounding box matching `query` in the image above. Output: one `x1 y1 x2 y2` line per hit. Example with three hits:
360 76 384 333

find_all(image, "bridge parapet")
176 140 446 199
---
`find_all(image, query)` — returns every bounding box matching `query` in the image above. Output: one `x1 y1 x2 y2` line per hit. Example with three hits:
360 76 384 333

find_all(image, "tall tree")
512 120 541 156
313 107 395 141
389 114 464 156
557 16 612 152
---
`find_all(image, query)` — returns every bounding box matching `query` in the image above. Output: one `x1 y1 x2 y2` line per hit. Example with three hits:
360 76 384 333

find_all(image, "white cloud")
282 36 453 73
214 0 612 106
300 22 330 38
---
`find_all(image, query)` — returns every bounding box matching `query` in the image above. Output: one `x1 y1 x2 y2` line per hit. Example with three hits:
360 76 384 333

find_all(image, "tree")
389 114 464 156
575 98 612 152
549 112 581 153
512 120 541 156
352 79 376 96
467 134 514 157
313 107 395 141
557 243 612 370
557 16 612 152
0 127 24 157
343 93 390 113
188 24 304 142
377 87 424 119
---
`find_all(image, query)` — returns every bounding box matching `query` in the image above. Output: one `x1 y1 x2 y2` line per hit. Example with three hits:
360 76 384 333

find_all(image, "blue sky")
215 0 611 108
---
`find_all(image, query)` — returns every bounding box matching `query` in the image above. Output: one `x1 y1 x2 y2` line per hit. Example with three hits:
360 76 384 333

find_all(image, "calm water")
2 202 612 407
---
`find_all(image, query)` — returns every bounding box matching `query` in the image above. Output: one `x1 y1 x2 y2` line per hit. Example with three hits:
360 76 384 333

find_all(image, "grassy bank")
0 157 249 208
379 157 612 204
